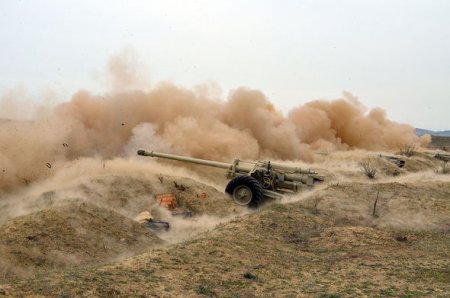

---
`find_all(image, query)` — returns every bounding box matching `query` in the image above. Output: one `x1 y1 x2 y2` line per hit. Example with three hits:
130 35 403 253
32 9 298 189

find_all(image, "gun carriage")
137 150 324 208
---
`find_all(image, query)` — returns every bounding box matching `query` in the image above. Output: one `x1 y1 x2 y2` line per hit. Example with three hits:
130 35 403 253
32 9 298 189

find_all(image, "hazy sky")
1 0 449 130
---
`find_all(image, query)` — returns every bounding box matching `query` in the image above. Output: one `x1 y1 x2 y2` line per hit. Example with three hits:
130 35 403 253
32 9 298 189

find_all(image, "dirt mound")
401 152 442 172
301 180 450 231
0 172 239 280
3 192 449 297
0 172 236 222
363 155 406 178
0 149 449 296
0 201 162 279
311 150 442 181
150 176 237 216
61 174 237 218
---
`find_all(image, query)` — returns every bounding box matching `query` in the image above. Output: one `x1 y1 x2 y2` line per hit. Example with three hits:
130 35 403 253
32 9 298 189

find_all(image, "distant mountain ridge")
416 128 450 137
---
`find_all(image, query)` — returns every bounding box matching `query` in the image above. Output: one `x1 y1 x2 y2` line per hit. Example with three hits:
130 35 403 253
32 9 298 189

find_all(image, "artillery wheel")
225 176 264 208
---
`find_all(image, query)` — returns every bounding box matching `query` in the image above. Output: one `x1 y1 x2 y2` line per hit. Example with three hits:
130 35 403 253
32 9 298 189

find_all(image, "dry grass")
1 151 450 297
1 179 449 297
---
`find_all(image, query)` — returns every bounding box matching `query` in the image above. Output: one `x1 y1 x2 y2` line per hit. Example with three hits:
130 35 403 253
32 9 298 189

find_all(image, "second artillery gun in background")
137 150 324 208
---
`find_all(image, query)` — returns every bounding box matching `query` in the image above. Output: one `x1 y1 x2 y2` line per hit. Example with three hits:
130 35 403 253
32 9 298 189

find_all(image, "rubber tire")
225 176 264 208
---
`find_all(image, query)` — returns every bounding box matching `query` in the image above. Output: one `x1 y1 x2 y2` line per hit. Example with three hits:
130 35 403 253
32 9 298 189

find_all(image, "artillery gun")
137 150 324 208
433 153 450 162
379 154 406 168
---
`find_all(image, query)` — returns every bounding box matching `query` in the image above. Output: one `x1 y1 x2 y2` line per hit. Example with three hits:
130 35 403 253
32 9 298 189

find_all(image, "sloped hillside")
0 201 162 279
0 151 449 297
1 177 449 297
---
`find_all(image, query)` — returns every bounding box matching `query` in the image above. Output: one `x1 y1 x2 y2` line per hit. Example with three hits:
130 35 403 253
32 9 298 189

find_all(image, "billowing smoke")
288 91 430 151
0 52 429 193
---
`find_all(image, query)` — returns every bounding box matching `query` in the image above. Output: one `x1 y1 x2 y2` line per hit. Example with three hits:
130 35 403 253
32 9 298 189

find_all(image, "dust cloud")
147 205 240 245
280 149 450 232
0 52 429 194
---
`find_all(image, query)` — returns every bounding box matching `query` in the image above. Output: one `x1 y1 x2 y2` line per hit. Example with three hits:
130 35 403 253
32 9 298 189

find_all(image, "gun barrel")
269 162 318 175
137 150 232 170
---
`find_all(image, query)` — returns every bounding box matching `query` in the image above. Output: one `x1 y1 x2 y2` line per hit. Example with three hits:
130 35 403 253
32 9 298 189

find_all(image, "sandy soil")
0 149 449 297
